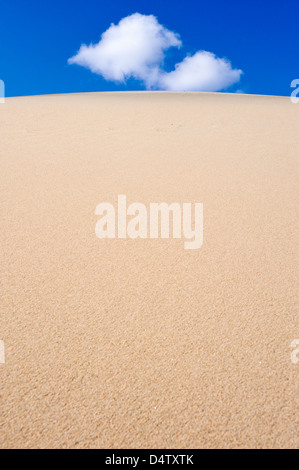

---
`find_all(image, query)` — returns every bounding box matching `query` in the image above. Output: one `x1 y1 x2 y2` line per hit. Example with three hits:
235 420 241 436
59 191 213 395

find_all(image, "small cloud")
158 51 242 91
68 13 242 92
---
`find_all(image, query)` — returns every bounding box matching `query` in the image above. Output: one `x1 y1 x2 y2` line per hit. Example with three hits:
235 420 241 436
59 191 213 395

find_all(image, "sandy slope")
0 92 298 448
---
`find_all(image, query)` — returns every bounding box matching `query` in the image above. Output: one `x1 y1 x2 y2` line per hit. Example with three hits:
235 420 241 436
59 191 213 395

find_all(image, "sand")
0 92 298 449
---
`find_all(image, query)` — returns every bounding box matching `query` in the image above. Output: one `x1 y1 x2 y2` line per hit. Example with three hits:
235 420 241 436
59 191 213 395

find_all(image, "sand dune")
0 92 298 448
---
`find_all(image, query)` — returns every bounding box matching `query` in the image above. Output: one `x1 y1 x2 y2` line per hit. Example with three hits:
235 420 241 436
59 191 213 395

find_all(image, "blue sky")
0 0 298 97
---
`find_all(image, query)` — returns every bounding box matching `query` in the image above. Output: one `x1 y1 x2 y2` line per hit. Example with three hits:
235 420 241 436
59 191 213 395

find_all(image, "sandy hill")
0 92 298 448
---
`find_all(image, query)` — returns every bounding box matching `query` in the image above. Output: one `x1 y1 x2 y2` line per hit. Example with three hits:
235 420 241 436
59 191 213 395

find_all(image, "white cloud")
158 51 242 91
68 13 242 92
68 13 181 88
